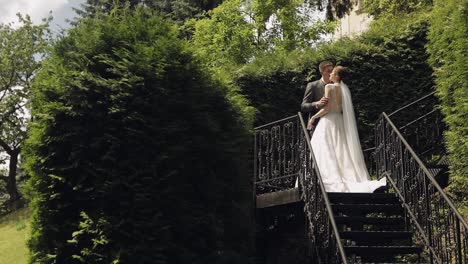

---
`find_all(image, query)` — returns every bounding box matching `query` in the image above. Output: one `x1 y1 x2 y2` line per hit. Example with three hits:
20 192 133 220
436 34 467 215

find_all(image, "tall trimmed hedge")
25 10 252 264
236 13 434 148
427 0 467 212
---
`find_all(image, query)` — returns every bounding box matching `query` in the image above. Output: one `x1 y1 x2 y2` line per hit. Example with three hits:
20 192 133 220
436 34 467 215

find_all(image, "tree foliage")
0 14 50 206
74 0 225 23
146 0 224 22
191 0 334 69
364 0 433 18
251 0 333 50
427 0 468 213
75 0 354 23
191 0 256 67
25 8 253 264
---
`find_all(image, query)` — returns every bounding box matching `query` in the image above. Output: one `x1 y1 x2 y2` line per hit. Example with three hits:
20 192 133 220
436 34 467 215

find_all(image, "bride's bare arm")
312 85 332 119
307 85 332 129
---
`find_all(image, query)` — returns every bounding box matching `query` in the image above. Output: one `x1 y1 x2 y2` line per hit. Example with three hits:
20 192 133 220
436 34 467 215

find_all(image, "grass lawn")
0 207 31 264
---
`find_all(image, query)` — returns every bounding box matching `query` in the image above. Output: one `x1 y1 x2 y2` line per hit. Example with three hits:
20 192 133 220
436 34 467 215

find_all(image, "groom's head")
319 61 334 83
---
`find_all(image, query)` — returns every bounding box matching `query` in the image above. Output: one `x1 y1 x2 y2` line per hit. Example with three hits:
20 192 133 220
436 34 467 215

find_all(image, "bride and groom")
300 61 386 193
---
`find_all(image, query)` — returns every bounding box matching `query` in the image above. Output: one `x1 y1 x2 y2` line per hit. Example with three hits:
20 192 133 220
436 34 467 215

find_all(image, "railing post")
298 112 348 264
253 132 258 200
423 174 434 264
377 115 388 176
456 219 462 264
398 136 404 197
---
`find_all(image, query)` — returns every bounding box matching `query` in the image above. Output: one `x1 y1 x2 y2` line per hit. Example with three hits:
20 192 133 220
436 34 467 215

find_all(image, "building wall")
332 0 373 40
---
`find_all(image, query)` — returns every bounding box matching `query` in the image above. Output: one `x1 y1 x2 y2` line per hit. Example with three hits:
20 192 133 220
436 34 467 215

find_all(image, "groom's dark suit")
301 79 326 122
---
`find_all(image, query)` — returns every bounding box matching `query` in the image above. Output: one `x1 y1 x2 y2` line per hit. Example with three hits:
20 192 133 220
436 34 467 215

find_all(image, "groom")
301 61 334 126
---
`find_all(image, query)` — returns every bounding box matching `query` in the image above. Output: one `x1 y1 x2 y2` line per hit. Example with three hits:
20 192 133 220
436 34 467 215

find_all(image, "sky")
0 0 86 31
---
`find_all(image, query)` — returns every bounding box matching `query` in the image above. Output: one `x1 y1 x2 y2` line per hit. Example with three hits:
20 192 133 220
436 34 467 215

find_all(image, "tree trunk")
6 150 20 202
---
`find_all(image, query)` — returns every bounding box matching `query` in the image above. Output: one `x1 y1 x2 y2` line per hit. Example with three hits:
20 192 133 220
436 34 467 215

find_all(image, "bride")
307 66 386 193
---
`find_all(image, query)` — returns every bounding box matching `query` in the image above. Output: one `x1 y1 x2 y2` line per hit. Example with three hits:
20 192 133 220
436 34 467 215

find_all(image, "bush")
234 50 309 126
364 0 432 18
427 0 468 214
25 9 253 264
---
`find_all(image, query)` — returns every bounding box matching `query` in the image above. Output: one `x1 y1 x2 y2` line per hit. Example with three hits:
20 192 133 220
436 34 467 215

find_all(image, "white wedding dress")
310 82 386 193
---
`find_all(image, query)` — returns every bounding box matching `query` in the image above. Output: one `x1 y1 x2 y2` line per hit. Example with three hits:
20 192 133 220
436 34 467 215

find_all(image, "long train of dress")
311 112 386 193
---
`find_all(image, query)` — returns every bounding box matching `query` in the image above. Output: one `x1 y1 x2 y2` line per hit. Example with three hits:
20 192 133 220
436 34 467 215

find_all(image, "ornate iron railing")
253 114 348 263
253 115 377 193
254 91 464 263
253 115 301 194
297 113 348 264
388 92 445 164
375 113 467 264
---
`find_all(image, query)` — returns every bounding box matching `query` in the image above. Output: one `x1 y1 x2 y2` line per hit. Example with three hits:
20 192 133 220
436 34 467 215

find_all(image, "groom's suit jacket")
301 79 326 121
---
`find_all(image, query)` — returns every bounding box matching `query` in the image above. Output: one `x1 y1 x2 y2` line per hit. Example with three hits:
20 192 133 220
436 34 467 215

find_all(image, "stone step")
340 231 412 246
345 245 423 262
345 245 423 254
328 192 399 205
332 204 404 216
335 216 405 226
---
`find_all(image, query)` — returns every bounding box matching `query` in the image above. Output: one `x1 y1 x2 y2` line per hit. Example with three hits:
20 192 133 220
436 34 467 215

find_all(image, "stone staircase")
328 192 427 263
255 190 429 263
253 92 460 263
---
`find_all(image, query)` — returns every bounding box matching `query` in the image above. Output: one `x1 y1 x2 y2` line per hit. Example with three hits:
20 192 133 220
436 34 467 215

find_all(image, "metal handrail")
385 91 446 168
383 112 467 226
377 112 467 264
398 109 437 130
253 113 348 263
254 114 297 130
388 91 436 117
297 113 348 263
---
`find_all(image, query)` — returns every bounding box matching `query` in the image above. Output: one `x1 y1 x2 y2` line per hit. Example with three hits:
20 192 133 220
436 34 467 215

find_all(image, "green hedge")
427 0 467 213
236 13 434 148
25 10 252 264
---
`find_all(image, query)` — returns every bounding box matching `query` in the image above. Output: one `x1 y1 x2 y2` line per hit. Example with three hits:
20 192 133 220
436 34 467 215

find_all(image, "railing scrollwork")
375 112 467 264
254 115 301 194
297 113 348 264
253 113 348 263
